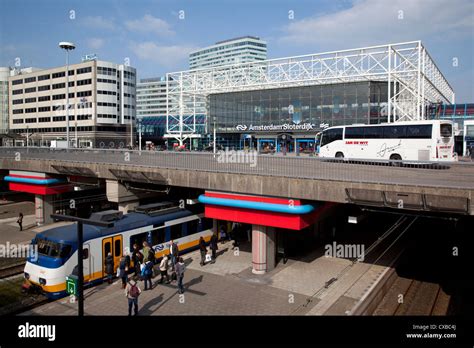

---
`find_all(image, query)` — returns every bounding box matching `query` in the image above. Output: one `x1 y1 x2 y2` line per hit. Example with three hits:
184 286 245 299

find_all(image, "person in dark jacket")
119 256 128 289
131 243 143 278
142 260 153 290
169 240 179 267
17 213 23 231
199 236 207 266
175 257 186 294
210 232 218 263
105 252 114 284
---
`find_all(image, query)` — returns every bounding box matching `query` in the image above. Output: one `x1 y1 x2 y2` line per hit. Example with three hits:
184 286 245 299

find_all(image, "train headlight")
39 278 46 285
24 272 30 280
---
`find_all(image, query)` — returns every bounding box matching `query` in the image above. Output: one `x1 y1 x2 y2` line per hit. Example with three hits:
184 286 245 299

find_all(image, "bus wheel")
335 152 344 159
390 154 402 166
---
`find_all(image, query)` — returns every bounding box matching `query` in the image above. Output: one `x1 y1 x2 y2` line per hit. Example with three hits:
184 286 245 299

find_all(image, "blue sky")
1 0 473 102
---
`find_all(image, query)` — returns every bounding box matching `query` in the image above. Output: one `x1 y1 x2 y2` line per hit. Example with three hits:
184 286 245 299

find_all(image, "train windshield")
36 238 72 258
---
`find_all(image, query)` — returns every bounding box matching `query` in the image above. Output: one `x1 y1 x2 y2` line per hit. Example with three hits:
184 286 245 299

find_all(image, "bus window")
406 125 432 139
440 124 452 137
345 127 365 139
383 125 406 139
365 126 384 139
321 128 343 146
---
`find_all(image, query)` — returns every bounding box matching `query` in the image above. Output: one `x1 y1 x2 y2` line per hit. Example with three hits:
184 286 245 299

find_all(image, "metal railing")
1 147 474 189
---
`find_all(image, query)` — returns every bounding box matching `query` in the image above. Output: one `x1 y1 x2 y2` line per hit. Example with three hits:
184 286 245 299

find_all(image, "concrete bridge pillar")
252 224 276 274
35 194 54 226
106 180 142 213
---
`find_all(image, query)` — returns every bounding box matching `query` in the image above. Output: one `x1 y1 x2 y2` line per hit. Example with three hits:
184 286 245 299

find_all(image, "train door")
102 235 123 276
83 242 92 282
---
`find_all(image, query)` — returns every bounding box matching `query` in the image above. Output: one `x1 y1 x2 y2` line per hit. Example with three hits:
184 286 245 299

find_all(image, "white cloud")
280 0 474 48
83 16 117 31
129 42 198 68
87 38 105 50
125 15 174 37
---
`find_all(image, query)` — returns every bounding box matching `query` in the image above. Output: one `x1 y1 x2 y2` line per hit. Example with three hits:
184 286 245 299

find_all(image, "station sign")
236 123 316 132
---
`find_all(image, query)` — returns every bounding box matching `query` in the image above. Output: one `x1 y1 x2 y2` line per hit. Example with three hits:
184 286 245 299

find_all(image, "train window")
151 228 165 245
114 239 121 257
201 218 213 231
104 242 111 257
83 248 89 259
37 239 61 258
170 224 182 240
187 220 199 235
130 232 148 249
60 244 72 258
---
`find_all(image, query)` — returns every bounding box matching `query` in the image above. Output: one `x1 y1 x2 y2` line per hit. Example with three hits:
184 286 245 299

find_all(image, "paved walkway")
20 238 395 316
23 242 311 316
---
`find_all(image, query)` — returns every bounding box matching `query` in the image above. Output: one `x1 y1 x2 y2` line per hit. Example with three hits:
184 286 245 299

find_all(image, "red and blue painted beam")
4 171 71 195
198 191 334 230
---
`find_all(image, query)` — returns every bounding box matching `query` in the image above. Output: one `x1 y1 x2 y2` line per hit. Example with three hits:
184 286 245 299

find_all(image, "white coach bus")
318 120 456 162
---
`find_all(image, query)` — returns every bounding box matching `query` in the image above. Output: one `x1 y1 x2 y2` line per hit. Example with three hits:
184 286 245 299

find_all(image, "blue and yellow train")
23 203 213 299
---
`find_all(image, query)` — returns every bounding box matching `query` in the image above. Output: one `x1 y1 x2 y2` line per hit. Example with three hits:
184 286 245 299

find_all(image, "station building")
165 41 455 153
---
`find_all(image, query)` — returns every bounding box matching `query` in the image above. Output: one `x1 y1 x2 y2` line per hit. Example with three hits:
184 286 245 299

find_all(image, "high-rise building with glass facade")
189 36 267 70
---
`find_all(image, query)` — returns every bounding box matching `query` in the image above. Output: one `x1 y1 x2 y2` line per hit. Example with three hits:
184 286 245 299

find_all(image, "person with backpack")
175 257 186 294
199 236 207 266
105 252 114 284
159 255 170 284
210 232 218 263
142 259 153 290
125 278 141 316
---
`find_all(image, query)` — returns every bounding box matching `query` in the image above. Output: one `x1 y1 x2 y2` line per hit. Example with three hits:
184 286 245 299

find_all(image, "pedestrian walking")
105 252 114 284
17 212 23 231
199 236 207 266
169 240 179 267
118 256 128 289
159 255 170 284
210 232 218 262
125 278 141 316
175 257 186 294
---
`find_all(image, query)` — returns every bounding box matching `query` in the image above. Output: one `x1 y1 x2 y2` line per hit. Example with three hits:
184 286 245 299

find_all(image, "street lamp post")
26 125 29 148
59 42 76 149
137 119 142 153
